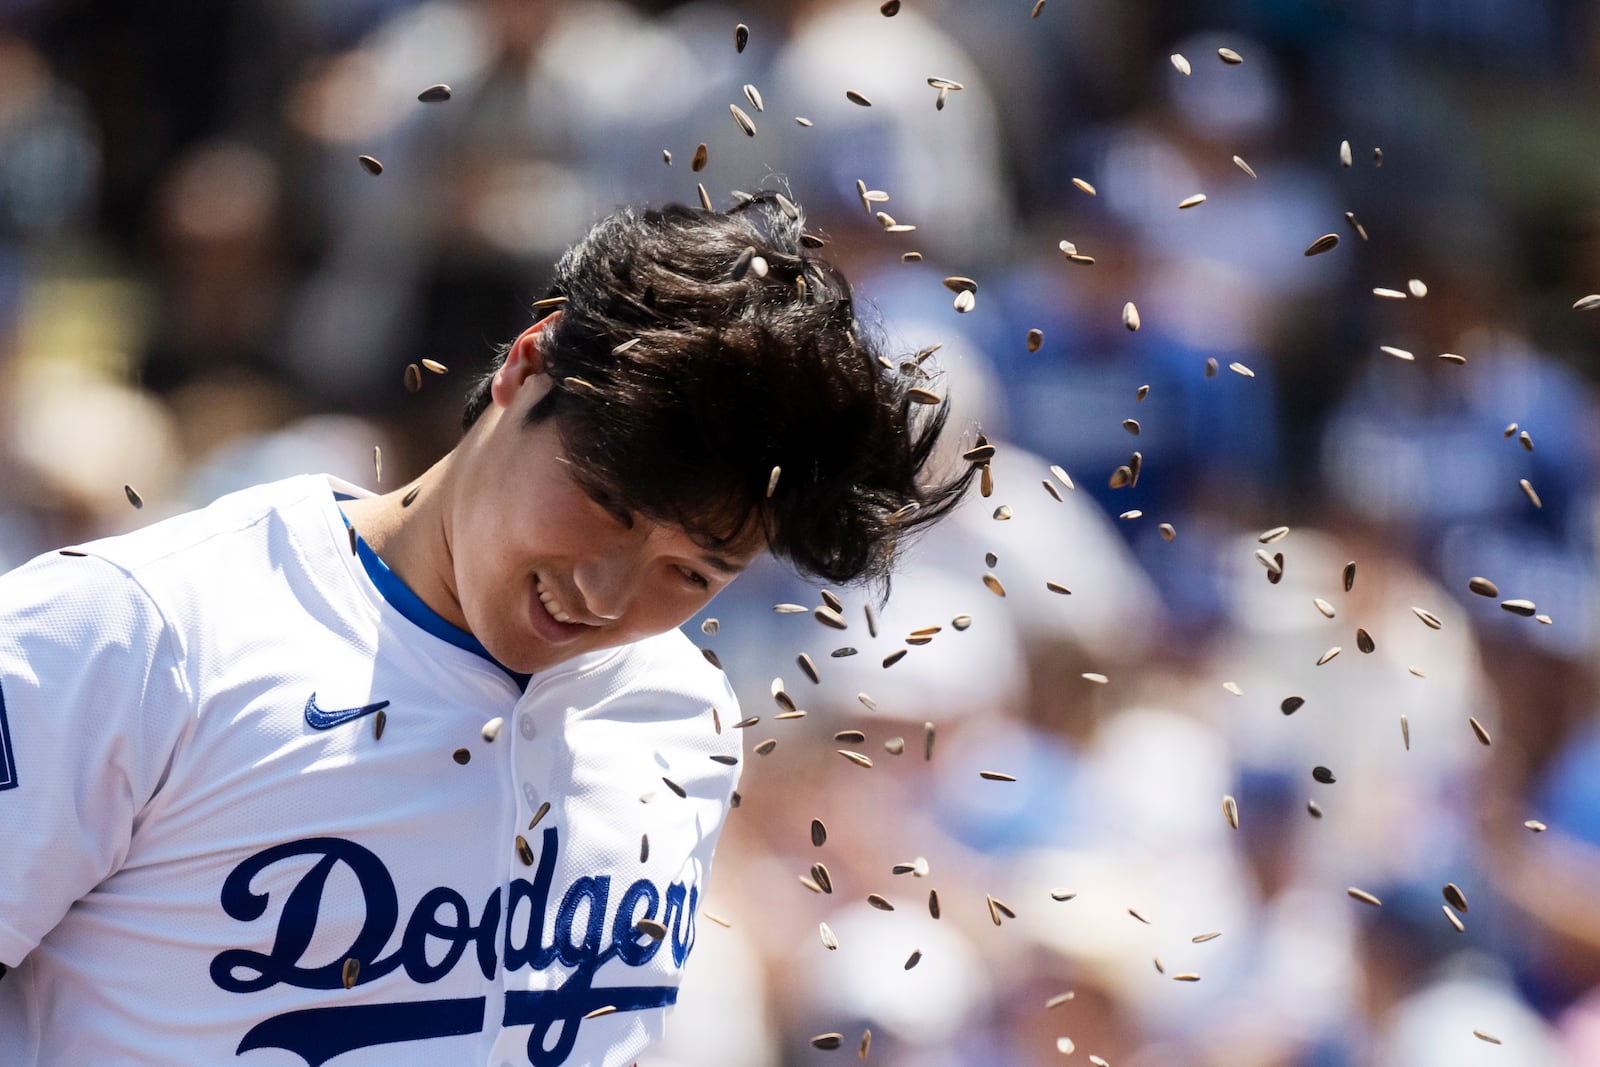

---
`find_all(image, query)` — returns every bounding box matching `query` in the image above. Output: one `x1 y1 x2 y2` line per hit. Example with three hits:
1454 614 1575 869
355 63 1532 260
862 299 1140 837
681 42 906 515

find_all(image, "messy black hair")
462 191 976 589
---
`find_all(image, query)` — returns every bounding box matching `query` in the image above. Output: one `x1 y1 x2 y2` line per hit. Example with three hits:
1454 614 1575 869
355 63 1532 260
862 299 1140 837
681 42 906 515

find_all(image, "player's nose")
571 553 638 621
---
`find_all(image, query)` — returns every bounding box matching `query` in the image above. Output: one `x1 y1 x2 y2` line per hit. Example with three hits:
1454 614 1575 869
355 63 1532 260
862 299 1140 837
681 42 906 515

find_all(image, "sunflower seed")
925 722 936 761
1313 766 1336 784
1122 419 1142 437
1468 576 1499 597
1470 1030 1502 1046
908 387 942 405
1316 646 1342 666
1343 561 1357 592
1537 614 1553 624
1412 607 1442 629
834 729 866 743
1218 47 1243 64
1304 233 1339 256
729 103 756 136
859 1031 872 1058
981 573 1006 598
121 484 145 510
1128 907 1150 924
1308 800 1323 818
882 736 905 756
709 754 737 766
1122 302 1141 331
1223 681 1243 696
1192 931 1222 944
1083 672 1110 684
1072 177 1097 196
1339 139 1353 168
1258 526 1291 544
1356 628 1375 654
342 957 361 989
1519 430 1533 451
865 893 894 912
1222 794 1239 829
1281 696 1305 715
811 862 833 894
690 142 708 173
373 708 387 740
1439 352 1467 364
1347 886 1382 907
662 776 686 798
944 276 979 294
1526 819 1547 832
1520 478 1542 508
882 649 907 668
1205 357 1218 376
403 363 423 393
1171 53 1191 75
992 505 1013 521
904 949 922 969
1501 599 1536 617
481 717 504 743
798 874 822 894
814 606 848 630
1051 888 1077 901
1042 479 1062 501
418 84 452 103
1402 714 1410 750
1469 717 1492 746
819 922 840 950
1574 294 1600 311
1443 905 1465 932
400 485 422 508
742 83 764 112
880 0 900 13
1407 278 1428 297
980 464 993 497
1031 0 1046 15
1442 882 1469 913
838 749 874 769
830 647 858 659
1178 193 1207 209
1233 154 1257 178
953 289 976 313
734 22 749 51
638 918 668 942
979 771 1017 782
1373 147 1384 165
927 76 965 90
358 155 383 176
1160 523 1177 540
987 895 1008 925
452 748 471 765
1373 287 1408 299
845 89 872 107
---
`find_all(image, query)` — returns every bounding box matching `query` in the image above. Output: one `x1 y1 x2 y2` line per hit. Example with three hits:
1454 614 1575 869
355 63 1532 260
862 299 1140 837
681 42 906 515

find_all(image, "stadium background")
3 0 1600 1063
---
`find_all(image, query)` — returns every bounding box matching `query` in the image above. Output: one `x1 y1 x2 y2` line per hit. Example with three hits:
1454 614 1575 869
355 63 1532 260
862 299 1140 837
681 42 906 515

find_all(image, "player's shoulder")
598 627 734 704
529 627 738 730
65 474 335 577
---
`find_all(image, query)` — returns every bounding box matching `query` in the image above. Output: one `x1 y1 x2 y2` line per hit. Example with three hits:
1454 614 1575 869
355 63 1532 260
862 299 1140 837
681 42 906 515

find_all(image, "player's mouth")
531 575 598 641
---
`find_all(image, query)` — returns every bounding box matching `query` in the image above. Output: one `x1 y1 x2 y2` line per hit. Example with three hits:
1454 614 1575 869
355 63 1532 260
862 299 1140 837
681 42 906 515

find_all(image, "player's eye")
677 565 709 589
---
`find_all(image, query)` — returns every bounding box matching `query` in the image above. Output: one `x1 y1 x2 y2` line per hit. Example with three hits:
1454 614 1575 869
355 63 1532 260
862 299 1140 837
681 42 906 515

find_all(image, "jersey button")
518 712 536 740
521 781 539 807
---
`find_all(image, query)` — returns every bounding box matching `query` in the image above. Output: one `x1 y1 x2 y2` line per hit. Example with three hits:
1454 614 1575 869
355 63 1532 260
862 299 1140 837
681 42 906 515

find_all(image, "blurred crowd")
5 0 1600 1064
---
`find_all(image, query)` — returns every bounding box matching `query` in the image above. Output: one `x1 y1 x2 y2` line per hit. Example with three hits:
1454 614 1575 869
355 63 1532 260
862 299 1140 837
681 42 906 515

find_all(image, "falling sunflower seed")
1281 696 1305 715
1412 607 1442 630
1501 599 1537 617
1072 177 1097 196
1217 47 1243 64
1304 233 1339 256
1233 154 1257 178
342 957 360 989
1178 193 1207 209
1316 646 1342 666
404 363 423 392
1469 717 1492 746
1525 819 1547 832
1520 478 1542 508
729 103 757 136
1468 576 1499 597
1347 886 1382 907
742 83 764 112
980 771 1017 782
845 89 872 106
358 155 383 176
734 22 749 51
452 748 471 765
1313 766 1336 784
1381 346 1415 361
1160 523 1177 540
1356 628 1375 654
1122 302 1141 331
1171 53 1191 75
1402 714 1410 750
1339 140 1353 168
838 749 874 769
417 84 452 103
1573 294 1600 311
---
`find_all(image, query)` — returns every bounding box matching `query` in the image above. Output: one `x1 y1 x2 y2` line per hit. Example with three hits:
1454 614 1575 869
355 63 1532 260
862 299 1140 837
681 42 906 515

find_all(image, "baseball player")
0 194 972 1065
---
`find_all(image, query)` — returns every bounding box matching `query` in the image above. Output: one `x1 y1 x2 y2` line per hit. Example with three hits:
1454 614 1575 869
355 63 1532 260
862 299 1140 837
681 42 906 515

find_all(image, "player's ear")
491 311 561 409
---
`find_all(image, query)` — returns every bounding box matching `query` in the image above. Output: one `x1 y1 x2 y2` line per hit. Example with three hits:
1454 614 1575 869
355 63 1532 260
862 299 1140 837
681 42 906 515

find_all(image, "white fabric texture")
0 474 741 1066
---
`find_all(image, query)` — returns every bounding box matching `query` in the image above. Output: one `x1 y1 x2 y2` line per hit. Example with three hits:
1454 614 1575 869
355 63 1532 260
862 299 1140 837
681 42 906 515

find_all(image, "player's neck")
340 455 469 631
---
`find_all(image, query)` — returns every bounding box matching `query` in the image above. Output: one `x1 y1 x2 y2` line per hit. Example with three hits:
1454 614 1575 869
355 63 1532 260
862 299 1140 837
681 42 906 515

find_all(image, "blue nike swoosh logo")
304 693 391 730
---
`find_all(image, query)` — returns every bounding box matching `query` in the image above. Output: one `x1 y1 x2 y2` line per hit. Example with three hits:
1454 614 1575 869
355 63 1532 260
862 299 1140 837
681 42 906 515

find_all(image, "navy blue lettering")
210 838 402 993
237 997 486 1067
401 886 472 984
503 827 560 972
212 828 697 1065
612 879 662 967
0 680 18 792
554 875 609 966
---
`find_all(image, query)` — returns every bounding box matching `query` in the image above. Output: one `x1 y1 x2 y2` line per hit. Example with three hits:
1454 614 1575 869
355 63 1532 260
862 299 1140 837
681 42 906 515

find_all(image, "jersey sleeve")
0 551 191 967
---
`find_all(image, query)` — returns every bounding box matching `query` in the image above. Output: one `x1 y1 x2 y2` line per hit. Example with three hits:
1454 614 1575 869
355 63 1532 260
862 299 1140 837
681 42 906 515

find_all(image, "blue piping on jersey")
336 500 530 690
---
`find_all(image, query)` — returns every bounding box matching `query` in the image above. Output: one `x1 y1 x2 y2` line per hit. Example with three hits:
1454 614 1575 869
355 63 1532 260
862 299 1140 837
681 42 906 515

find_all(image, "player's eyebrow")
700 554 745 577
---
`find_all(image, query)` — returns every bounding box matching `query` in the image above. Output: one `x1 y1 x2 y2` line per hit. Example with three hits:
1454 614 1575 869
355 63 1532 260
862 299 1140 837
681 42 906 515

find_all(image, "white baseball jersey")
0 474 742 1066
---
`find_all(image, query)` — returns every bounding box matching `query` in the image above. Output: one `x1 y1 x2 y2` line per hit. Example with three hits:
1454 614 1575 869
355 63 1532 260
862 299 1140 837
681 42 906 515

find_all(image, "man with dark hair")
0 193 972 1065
